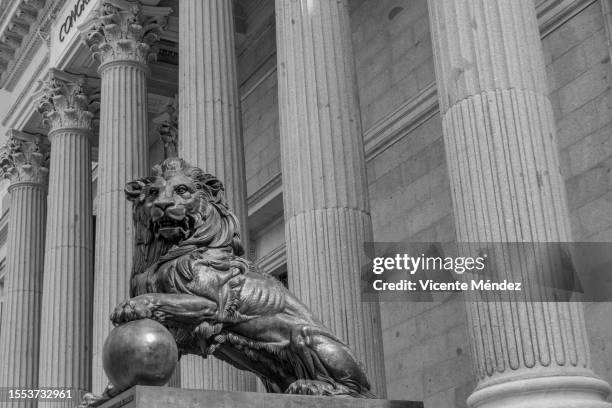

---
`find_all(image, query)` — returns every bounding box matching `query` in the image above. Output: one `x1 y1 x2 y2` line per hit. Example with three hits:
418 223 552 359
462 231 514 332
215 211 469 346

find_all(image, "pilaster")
157 95 178 159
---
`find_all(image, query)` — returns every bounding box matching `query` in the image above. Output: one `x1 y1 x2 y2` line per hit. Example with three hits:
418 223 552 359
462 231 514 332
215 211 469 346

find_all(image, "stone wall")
547 1 611 242
238 0 281 198
542 0 612 392
242 70 280 197
351 0 472 405
351 0 433 131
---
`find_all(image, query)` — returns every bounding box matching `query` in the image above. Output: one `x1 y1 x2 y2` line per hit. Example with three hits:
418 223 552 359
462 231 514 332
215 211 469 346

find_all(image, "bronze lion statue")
86 157 374 404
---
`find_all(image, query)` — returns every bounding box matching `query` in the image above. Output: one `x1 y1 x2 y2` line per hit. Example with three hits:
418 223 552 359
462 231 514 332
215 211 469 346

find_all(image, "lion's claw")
110 297 154 326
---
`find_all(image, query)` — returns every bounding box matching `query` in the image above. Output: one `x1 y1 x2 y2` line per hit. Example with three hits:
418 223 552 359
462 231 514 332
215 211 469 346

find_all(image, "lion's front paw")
110 296 155 326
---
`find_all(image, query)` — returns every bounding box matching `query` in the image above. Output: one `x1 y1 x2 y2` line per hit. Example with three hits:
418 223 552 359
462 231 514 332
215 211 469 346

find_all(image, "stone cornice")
82 0 172 70
364 82 438 162
247 172 281 215
38 69 100 133
0 0 65 90
0 53 47 129
0 129 50 186
536 0 599 38
240 56 276 102
255 242 286 275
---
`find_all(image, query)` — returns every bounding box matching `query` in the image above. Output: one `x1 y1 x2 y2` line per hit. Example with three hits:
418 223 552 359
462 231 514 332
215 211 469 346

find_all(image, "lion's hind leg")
288 326 375 398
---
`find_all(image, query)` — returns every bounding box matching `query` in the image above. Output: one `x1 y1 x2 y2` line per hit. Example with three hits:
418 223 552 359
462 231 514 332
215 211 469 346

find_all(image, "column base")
468 376 612 408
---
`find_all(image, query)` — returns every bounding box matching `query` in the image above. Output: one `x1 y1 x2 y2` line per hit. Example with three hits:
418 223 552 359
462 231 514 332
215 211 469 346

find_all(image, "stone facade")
0 1 609 408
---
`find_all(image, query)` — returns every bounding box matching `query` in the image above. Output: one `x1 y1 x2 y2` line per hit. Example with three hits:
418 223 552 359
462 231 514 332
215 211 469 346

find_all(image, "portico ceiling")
0 0 252 90
0 0 269 153
0 0 58 90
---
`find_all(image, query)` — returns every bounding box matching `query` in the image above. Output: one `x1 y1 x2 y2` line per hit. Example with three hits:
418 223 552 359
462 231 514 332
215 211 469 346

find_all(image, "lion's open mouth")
153 216 193 241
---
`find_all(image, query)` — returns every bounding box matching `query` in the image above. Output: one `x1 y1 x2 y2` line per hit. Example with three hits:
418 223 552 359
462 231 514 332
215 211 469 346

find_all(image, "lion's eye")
174 185 189 195
148 188 159 196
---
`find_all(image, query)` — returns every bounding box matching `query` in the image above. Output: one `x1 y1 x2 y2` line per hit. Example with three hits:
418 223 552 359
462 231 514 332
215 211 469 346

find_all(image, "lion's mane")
125 158 246 297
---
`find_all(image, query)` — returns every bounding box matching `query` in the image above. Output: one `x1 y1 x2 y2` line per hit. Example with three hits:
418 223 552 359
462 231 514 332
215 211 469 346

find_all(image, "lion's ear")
125 179 150 202
202 174 225 200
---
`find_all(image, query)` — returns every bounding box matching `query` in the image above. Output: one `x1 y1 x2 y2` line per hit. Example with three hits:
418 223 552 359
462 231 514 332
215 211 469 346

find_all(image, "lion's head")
125 158 245 282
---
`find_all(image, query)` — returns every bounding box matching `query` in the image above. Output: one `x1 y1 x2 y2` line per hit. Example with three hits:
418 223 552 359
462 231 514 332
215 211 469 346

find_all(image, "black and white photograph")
0 0 610 407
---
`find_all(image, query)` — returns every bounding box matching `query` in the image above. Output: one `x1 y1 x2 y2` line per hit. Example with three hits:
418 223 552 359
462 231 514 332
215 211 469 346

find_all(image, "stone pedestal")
177 0 252 391
275 0 386 396
83 0 171 393
99 386 421 408
427 0 612 407
37 70 98 407
0 130 49 408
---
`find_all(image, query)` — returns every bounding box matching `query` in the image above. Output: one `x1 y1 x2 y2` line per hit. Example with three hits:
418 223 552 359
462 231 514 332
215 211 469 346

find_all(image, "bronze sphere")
102 319 178 389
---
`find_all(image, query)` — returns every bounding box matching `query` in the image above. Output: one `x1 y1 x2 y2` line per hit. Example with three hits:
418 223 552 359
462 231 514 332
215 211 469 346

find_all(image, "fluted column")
36 70 98 407
0 131 49 408
178 0 253 391
83 1 171 393
275 0 386 396
427 1 612 407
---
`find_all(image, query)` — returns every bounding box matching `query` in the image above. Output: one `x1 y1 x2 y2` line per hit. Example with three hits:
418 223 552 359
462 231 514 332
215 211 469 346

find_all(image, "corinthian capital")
38 70 100 133
83 0 172 69
0 130 50 186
